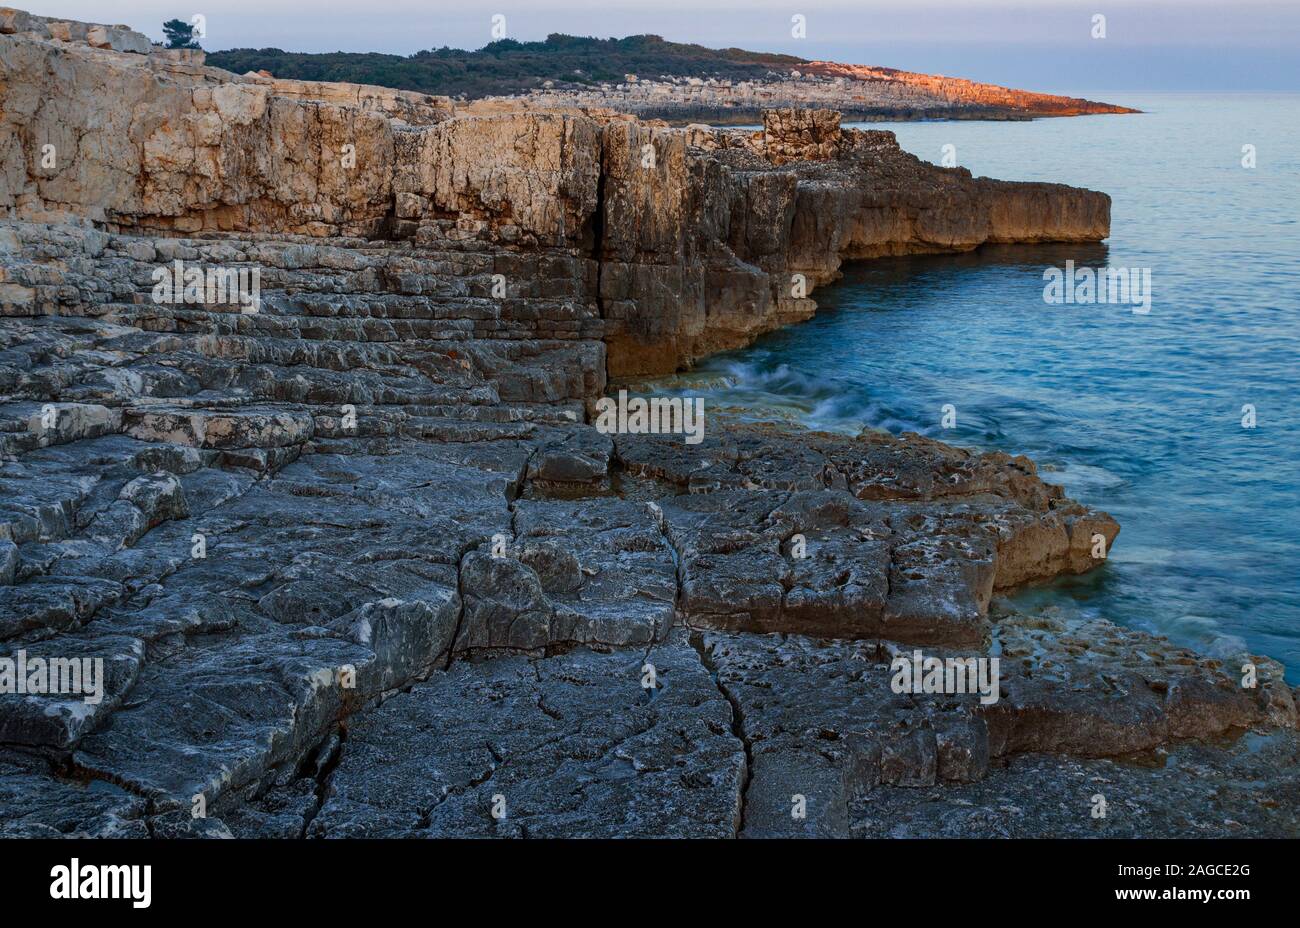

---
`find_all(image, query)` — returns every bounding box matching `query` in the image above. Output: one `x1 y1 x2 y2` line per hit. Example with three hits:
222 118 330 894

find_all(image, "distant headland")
205 32 1140 123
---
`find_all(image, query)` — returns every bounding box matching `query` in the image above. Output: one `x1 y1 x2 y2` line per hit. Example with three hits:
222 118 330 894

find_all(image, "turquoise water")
675 95 1300 680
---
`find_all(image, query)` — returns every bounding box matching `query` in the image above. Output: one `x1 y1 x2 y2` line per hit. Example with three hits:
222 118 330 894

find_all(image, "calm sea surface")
665 94 1300 679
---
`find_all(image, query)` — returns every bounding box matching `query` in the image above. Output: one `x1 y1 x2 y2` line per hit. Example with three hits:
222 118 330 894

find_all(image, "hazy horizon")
19 0 1300 92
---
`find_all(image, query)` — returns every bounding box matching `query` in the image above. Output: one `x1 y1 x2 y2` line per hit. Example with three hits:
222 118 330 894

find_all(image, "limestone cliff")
0 16 1109 377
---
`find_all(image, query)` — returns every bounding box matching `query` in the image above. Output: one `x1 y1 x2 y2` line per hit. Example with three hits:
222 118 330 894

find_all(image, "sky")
23 0 1300 91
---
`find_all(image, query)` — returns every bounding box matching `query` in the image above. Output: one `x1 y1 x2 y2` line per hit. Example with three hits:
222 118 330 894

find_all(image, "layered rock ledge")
0 12 1295 838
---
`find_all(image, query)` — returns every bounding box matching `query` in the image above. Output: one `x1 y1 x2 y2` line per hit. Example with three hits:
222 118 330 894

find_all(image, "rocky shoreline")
503 60 1138 126
1 11 1296 838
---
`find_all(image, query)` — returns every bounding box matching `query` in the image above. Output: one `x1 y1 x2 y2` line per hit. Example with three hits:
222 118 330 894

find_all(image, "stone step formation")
0 9 1296 839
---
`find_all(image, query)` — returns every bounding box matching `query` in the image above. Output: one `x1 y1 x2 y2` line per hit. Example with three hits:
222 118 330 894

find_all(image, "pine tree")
162 19 200 50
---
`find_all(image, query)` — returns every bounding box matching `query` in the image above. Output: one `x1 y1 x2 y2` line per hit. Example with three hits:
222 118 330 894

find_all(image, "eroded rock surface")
304 635 744 838
0 11 1294 839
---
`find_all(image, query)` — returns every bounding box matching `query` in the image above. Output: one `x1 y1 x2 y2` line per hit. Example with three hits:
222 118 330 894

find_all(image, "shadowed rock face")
0 12 1295 839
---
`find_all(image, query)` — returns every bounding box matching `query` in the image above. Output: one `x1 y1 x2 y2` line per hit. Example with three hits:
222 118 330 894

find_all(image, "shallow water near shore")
663 94 1300 681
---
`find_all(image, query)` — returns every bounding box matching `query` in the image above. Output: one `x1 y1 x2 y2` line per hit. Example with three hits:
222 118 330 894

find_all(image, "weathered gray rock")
454 496 676 652
0 754 147 838
849 730 1300 838
309 635 745 838
0 633 143 749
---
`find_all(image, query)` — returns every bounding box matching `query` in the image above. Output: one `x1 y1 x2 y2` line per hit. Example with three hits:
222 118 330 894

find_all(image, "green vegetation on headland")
206 33 808 98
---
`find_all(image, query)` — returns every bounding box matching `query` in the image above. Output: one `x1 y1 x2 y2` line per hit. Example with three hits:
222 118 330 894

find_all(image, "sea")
657 94 1300 681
